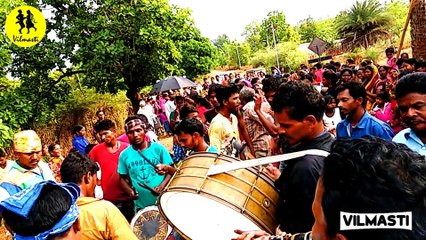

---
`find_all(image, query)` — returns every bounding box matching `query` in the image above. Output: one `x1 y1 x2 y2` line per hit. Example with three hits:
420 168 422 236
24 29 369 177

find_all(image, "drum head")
131 206 172 240
159 192 261 240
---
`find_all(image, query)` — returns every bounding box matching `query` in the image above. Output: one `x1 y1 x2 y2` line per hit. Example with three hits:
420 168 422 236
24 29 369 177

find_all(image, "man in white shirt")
164 95 176 122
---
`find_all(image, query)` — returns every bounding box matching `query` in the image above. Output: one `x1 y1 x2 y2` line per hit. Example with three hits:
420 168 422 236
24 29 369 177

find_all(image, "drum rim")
157 199 191 240
158 190 276 238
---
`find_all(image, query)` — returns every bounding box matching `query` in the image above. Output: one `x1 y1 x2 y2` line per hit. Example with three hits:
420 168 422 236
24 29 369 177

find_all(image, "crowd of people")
0 46 424 240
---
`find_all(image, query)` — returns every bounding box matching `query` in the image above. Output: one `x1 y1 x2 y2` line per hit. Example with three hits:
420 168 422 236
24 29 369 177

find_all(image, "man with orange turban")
0 130 55 201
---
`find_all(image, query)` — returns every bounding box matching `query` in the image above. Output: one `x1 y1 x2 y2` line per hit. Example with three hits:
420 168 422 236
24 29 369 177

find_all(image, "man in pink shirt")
159 93 167 112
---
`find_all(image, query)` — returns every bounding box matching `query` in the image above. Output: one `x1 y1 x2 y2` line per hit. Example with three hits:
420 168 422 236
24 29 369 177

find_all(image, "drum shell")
159 152 279 236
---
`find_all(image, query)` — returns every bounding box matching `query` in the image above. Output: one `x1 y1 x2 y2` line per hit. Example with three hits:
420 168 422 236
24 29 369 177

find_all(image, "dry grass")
35 91 132 156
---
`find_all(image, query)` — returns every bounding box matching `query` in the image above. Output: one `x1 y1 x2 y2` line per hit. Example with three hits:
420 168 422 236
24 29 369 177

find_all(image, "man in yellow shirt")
208 85 242 157
60 151 138 240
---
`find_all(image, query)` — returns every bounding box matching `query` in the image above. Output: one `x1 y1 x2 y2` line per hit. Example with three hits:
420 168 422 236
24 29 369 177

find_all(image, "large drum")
158 152 279 240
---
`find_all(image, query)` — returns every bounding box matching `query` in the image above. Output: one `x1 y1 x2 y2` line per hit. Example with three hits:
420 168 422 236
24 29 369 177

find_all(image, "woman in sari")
363 65 380 110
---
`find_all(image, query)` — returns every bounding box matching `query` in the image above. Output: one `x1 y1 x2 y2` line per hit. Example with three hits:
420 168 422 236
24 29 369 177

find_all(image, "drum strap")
207 149 330 176
137 142 162 168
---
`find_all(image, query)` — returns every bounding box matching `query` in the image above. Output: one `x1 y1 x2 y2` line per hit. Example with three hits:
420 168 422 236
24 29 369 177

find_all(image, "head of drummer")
125 115 149 150
311 137 425 240
175 118 215 153
271 81 326 147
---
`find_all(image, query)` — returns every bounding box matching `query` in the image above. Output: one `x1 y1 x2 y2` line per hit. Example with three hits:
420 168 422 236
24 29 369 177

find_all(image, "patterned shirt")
0 161 55 201
242 101 272 156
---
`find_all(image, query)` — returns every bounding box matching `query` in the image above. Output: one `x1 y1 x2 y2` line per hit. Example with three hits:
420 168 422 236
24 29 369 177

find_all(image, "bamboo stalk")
397 0 418 59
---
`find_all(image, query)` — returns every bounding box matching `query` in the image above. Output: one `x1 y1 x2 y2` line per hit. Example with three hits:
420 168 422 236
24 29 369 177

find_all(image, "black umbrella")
151 76 197 94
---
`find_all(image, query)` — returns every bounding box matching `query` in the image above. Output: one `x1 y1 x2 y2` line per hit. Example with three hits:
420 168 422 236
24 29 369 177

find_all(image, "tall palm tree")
336 0 391 49
411 0 426 60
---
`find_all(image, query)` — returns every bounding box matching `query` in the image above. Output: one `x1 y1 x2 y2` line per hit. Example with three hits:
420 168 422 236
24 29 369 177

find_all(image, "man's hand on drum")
263 164 281 181
155 164 177 175
153 183 166 194
232 229 270 240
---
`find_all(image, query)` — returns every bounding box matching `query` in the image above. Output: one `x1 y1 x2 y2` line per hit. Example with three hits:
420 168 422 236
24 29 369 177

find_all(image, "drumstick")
138 182 160 196
206 149 330 176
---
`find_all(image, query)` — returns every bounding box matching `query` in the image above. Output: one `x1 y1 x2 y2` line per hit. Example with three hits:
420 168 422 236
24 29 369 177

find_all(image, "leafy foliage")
212 34 232 67
0 77 32 148
336 0 392 49
297 17 339 44
4 0 218 115
260 11 300 44
384 0 409 44
178 36 219 79
0 120 14 149
242 21 264 53
250 42 307 72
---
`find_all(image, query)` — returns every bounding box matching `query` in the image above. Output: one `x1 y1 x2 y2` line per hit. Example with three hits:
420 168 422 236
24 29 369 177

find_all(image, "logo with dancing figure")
5 6 46 47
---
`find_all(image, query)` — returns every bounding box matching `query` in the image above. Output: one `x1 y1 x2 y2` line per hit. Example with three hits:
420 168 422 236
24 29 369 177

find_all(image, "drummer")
234 137 425 240
156 118 218 175
118 115 174 211
262 81 334 234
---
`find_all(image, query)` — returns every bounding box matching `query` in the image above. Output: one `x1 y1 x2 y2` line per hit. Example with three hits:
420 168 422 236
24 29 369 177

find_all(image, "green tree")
212 34 231 66
260 11 300 45
178 36 219 79
242 20 265 52
223 41 251 67
384 0 409 44
336 0 391 49
297 17 317 43
250 42 307 72
5 0 217 114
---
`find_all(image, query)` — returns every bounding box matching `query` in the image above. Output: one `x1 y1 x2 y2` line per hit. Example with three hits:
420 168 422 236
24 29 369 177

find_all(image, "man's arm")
154 173 172 193
253 94 278 137
236 111 255 158
119 174 137 199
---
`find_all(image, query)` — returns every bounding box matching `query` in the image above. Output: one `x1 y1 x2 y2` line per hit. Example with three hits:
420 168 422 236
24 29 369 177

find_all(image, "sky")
168 0 386 42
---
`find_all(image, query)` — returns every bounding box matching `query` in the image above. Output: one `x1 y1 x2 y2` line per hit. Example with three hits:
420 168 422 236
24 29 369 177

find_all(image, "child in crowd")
48 143 64 182
389 88 403 134
157 109 170 135
323 95 341 137
41 144 50 162
370 92 392 124
385 47 397 69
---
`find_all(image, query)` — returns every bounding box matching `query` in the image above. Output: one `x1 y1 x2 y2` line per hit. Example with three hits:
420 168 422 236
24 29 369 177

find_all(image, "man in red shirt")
90 119 134 222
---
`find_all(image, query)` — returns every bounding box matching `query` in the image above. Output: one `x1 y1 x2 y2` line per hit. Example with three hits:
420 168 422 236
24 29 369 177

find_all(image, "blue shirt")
118 142 173 209
393 128 426 157
336 111 394 141
72 135 89 154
